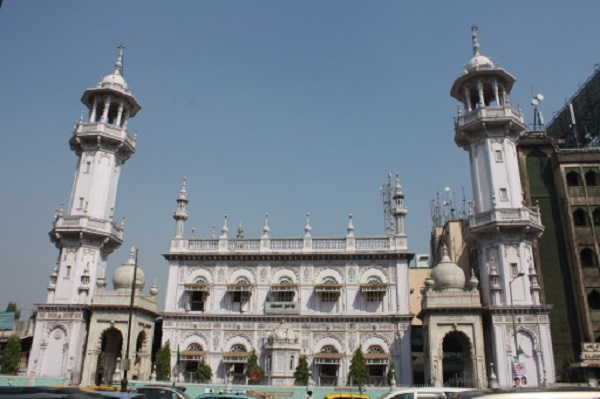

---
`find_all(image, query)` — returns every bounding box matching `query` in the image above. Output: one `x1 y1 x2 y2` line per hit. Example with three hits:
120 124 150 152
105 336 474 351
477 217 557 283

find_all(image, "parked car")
378 387 475 399
136 385 192 399
455 387 600 399
0 386 104 398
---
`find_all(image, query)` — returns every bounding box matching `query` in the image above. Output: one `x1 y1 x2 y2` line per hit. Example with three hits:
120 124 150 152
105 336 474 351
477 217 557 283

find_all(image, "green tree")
347 347 368 392
5 302 20 321
293 355 311 386
155 341 171 381
245 349 264 385
1 336 22 375
195 358 213 383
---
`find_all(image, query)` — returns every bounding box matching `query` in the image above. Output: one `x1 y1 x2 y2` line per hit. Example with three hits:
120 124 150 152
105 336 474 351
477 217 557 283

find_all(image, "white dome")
113 247 145 290
466 54 494 71
100 72 128 90
430 246 465 290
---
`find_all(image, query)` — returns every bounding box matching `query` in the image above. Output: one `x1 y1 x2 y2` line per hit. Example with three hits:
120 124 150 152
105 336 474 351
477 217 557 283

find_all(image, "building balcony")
465 207 544 235
71 123 136 155
52 215 123 242
455 106 524 130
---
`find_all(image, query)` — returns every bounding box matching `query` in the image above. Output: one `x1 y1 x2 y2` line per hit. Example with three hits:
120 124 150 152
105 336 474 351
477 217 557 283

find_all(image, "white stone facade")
28 48 145 383
449 27 555 387
162 181 415 386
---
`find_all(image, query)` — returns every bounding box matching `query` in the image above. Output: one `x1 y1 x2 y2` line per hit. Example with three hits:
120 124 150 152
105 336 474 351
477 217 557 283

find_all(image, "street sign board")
0 312 15 331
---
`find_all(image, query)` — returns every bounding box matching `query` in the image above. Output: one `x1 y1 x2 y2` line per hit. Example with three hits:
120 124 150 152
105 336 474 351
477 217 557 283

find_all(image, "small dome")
430 246 465 290
100 72 128 91
466 54 494 72
113 247 145 290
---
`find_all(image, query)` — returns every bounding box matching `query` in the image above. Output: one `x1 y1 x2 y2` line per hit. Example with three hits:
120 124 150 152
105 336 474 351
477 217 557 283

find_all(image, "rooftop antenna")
531 90 545 130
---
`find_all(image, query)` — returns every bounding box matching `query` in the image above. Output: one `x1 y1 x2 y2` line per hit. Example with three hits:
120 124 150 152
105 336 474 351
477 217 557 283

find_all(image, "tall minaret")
29 47 141 380
173 178 189 238
392 173 408 250
450 27 554 387
47 45 141 304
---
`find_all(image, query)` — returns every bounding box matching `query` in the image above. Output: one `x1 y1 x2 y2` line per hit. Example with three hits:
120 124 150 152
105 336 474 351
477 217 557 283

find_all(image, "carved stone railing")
177 235 406 254
74 122 135 148
466 207 543 232
456 106 523 127
53 215 123 240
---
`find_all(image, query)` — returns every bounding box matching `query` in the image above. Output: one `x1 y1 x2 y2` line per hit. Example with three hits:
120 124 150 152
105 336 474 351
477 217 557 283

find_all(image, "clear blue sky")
1 1 599 314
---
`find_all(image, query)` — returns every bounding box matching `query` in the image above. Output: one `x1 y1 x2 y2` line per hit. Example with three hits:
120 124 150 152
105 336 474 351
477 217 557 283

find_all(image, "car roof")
455 387 600 399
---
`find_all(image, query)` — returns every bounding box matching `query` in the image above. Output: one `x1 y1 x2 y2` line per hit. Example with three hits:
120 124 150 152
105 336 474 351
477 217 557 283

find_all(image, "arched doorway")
365 345 388 387
95 327 123 385
314 345 341 386
182 342 205 382
133 330 148 380
223 344 248 384
441 331 474 387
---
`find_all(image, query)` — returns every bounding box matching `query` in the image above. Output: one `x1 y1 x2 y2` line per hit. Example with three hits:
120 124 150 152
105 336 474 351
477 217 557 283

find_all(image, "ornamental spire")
115 44 124 75
471 25 480 56
262 213 270 238
304 213 312 237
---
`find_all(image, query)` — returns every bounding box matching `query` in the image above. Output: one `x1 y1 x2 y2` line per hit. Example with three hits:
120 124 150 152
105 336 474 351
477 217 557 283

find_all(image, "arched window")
318 278 340 302
588 289 600 310
567 171 582 187
188 343 203 351
593 208 600 226
586 170 600 186
290 355 295 371
231 344 247 352
321 345 338 353
574 208 589 227
362 277 387 302
367 345 385 354
271 277 295 302
189 277 208 311
581 248 597 268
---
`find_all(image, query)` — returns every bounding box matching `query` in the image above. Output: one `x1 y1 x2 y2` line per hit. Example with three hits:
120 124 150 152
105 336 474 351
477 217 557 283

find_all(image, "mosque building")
24 27 562 389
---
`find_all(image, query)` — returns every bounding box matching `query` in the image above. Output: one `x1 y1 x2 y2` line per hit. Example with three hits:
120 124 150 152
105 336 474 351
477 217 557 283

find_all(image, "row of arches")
185 275 389 313
179 342 391 386
566 169 600 187
572 207 600 227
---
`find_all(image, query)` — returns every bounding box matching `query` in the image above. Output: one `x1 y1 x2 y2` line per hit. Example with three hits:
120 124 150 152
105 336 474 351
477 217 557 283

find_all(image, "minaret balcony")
465 207 544 235
52 215 123 242
72 122 136 151
455 107 525 144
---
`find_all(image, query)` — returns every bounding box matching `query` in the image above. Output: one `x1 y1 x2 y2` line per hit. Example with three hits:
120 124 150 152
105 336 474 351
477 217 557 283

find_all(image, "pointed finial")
59 203 64 217
237 222 244 239
347 213 355 235
121 216 126 229
305 213 312 236
115 44 125 75
263 213 270 235
129 246 136 259
471 25 480 56
178 177 187 200
441 243 451 262
221 214 229 237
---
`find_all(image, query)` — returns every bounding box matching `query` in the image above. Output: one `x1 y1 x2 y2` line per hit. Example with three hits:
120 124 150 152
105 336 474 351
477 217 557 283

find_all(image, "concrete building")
516 65 600 381
447 27 556 387
161 177 415 386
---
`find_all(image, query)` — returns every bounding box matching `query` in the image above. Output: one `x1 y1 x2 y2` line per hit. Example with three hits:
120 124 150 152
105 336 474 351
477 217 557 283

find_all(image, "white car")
378 387 475 399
